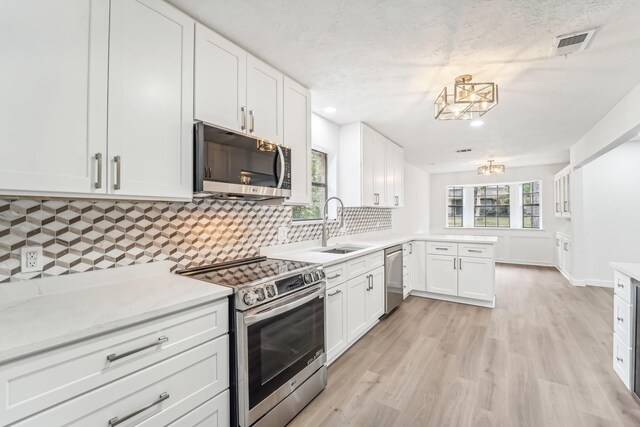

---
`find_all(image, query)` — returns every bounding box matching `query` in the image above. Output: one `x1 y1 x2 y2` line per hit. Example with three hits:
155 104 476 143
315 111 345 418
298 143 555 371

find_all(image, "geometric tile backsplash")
0 198 391 283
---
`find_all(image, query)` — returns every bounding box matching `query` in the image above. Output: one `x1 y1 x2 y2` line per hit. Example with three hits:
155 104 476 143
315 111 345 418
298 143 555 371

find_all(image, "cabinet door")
411 241 426 291
554 178 560 215
283 77 311 205
458 256 494 301
366 267 385 325
426 255 457 296
394 145 404 208
108 0 194 200
247 55 283 143
194 23 247 133
0 0 109 196
361 125 377 207
326 283 347 363
373 134 387 206
385 141 396 207
565 173 571 215
347 275 368 343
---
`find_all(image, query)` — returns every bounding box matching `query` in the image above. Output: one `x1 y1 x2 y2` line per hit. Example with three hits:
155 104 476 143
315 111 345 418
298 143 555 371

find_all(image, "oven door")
237 283 325 426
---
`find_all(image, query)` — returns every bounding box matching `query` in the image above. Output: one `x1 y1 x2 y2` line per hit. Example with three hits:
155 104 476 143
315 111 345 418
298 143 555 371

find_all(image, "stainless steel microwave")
194 122 291 200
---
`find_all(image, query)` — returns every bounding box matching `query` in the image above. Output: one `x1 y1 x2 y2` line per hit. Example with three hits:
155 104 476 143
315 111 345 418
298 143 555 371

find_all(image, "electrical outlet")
21 246 43 273
277 226 288 243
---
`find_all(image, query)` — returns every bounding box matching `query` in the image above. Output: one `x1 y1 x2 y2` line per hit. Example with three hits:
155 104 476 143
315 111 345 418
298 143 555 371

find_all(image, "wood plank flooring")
289 264 640 427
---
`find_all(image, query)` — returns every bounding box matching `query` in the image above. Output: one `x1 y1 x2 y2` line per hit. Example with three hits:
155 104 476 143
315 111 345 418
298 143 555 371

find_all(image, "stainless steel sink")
313 245 370 254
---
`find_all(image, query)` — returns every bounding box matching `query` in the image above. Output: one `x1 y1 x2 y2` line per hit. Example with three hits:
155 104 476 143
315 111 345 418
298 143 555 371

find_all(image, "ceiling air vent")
456 148 472 153
550 29 597 57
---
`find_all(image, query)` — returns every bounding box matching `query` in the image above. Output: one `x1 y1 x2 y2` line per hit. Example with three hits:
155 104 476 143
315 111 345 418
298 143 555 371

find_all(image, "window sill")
445 226 546 231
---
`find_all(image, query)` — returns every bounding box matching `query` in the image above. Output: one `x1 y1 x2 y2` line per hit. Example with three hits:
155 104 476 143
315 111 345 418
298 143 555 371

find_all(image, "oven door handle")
244 284 325 325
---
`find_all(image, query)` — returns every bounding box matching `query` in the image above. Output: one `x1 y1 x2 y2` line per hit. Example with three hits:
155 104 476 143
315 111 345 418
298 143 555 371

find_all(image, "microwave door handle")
275 145 285 189
244 284 324 325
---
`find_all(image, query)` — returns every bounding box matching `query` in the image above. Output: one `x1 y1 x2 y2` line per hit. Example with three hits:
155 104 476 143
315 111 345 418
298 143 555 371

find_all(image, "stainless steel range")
178 257 327 427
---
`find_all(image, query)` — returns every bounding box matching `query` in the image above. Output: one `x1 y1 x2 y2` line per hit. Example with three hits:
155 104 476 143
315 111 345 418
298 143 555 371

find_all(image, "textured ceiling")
168 0 640 172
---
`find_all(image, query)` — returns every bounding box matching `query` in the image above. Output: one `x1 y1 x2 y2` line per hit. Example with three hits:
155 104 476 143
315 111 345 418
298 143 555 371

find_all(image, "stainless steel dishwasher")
384 245 403 314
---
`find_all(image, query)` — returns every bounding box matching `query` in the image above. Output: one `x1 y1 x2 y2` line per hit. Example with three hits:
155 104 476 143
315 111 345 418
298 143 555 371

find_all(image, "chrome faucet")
322 197 345 247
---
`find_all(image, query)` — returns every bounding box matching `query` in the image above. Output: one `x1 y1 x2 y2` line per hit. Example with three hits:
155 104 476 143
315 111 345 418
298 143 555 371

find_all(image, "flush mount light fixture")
323 106 338 113
435 75 498 120
470 119 484 127
477 160 505 176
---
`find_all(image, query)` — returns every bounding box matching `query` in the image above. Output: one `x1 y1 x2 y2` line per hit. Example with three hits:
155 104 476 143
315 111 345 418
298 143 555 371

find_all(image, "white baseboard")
497 260 554 267
553 266 613 288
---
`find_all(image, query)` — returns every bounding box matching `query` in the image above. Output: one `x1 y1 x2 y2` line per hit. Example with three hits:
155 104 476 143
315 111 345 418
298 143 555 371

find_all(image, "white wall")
429 163 567 265
579 141 640 283
392 162 429 234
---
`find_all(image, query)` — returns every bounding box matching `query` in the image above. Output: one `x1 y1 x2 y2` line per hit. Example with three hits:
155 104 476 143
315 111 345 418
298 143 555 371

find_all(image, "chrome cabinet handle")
453 258 456 270
617 316 624 322
328 289 342 297
564 201 568 212
409 243 412 255
563 243 568 251
436 247 448 251
459 258 462 270
107 336 168 362
327 274 341 280
113 155 122 190
616 356 623 363
468 249 482 253
94 153 103 189
395 195 399 206
241 106 246 130
249 109 255 133
555 202 559 212
617 283 624 289
108 392 170 426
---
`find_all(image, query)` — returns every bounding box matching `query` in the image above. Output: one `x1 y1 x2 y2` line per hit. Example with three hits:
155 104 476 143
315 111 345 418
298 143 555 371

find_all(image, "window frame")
447 186 464 227
522 181 541 229
292 149 328 222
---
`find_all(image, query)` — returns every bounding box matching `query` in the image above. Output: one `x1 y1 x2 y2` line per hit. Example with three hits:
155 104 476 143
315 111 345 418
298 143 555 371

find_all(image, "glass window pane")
533 193 540 204
474 217 484 227
524 206 532 216
523 183 531 193
532 181 540 192
523 194 532 205
498 216 510 227
311 150 326 184
532 217 540 228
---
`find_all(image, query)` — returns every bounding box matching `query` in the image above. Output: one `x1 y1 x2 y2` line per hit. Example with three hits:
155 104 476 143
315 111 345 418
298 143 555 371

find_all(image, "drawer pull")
467 249 482 253
435 247 448 251
328 289 342 297
107 336 168 362
617 283 624 289
616 356 624 363
108 392 170 426
617 316 624 322
327 274 342 280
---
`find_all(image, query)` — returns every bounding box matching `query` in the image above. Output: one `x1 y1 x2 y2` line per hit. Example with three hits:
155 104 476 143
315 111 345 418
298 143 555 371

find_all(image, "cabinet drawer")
613 333 632 390
366 251 384 269
168 390 229 427
346 251 384 279
458 243 493 259
614 295 633 346
325 263 346 289
426 242 458 256
16 336 229 426
1 300 228 426
614 270 632 304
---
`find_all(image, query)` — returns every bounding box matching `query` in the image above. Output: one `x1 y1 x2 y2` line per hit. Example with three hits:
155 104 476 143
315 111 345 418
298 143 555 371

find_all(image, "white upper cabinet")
107 0 194 200
246 55 284 144
283 77 312 205
194 23 247 133
339 123 404 208
554 165 571 218
0 0 110 196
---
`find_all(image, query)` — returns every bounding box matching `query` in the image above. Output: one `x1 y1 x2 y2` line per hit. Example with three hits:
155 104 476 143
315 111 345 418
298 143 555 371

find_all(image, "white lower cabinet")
424 242 496 307
426 254 458 296
326 282 348 362
327 252 385 364
612 269 634 390
458 257 494 301
411 241 426 292
3 300 230 426
346 274 369 343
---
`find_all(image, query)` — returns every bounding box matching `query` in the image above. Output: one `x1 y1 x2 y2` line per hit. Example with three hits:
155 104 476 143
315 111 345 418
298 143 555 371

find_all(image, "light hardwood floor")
289 264 640 427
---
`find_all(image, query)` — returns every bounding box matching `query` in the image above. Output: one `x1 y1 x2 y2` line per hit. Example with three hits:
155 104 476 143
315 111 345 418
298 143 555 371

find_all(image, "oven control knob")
243 291 258 306
304 273 313 284
266 284 276 297
313 271 320 282
318 270 325 279
255 288 266 302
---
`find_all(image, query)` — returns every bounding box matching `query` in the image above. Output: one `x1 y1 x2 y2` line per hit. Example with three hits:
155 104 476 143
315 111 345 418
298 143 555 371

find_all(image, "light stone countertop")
610 262 640 282
0 261 231 365
266 233 498 266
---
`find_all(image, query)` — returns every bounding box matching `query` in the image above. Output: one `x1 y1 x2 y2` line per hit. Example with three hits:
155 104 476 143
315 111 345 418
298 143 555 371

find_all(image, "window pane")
311 150 326 184
533 193 540 204
532 181 540 192
447 186 463 227
523 182 531 193
523 194 532 205
498 216 510 227
532 217 540 228
474 217 484 227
